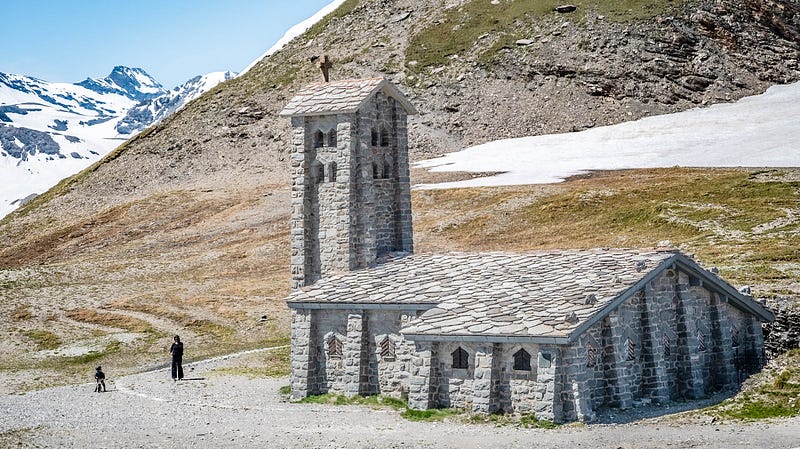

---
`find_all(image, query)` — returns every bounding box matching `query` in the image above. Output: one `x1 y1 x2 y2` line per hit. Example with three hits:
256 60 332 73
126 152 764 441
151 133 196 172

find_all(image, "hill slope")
0 0 799 391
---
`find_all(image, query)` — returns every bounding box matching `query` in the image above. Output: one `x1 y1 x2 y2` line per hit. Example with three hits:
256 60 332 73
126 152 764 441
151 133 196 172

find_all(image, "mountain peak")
76 66 165 102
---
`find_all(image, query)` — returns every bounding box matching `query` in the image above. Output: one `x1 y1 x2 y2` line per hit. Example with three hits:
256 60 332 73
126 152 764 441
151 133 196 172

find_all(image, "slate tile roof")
279 77 417 117
287 250 679 338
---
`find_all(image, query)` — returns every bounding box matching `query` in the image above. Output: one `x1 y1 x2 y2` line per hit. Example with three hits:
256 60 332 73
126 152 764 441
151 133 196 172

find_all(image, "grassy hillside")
0 0 799 404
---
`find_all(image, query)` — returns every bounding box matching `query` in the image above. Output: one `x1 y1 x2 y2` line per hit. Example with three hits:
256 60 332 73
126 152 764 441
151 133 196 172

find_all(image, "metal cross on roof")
319 55 333 82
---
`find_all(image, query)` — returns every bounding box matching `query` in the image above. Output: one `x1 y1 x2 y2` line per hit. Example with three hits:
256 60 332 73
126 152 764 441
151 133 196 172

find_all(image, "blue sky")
1 0 333 88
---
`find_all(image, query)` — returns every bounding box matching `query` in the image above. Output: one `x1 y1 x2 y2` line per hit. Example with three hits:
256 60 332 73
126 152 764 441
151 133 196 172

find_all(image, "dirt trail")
1 348 799 449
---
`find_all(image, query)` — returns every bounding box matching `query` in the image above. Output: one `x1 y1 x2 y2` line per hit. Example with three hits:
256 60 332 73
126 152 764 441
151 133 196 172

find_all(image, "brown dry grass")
65 308 154 333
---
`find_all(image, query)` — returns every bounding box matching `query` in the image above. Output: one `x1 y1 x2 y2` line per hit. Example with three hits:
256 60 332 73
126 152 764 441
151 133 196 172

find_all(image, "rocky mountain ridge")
0 67 235 217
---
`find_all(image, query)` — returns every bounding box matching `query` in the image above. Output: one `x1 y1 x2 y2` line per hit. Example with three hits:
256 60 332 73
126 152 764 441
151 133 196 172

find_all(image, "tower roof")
279 77 417 117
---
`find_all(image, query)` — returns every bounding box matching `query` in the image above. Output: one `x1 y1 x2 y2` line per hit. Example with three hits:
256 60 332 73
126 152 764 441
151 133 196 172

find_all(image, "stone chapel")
279 77 775 422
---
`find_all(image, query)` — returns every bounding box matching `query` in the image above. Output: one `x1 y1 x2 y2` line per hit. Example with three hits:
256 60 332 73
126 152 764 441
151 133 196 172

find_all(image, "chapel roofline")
278 77 418 117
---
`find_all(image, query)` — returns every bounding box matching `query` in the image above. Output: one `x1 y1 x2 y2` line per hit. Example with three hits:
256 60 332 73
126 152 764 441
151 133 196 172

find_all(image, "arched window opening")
380 336 395 361
371 129 379 147
383 155 393 179
327 336 343 359
328 161 337 183
373 162 381 180
380 127 389 147
513 348 531 371
313 130 324 149
625 338 636 362
586 344 597 368
327 129 337 148
452 347 469 369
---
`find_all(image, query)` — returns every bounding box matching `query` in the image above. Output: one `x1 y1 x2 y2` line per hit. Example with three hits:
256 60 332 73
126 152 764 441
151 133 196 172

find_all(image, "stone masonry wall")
288 91 413 290
560 269 761 421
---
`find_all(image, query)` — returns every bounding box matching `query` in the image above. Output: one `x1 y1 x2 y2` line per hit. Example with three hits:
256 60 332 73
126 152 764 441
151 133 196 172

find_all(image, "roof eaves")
286 301 438 311
672 254 775 322
401 332 570 345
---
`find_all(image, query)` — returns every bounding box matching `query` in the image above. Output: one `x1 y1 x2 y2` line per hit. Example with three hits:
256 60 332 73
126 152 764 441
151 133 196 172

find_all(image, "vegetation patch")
401 407 461 422
406 0 686 71
413 168 800 287
65 308 154 333
21 329 61 350
11 304 32 321
279 385 292 395
298 393 461 421
702 349 800 420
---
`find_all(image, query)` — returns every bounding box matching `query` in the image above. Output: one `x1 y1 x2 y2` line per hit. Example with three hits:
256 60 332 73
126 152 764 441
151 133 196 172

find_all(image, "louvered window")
452 347 469 369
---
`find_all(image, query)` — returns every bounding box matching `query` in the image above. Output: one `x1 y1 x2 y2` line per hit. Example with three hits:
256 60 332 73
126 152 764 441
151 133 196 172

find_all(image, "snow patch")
416 82 800 189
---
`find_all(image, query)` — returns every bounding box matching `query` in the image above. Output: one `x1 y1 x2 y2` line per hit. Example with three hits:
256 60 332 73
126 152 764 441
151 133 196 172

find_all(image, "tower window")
697 331 707 352
313 130 324 149
513 348 531 371
380 127 389 147
328 129 337 148
663 333 671 357
328 161 337 182
383 155 392 179
373 162 380 179
371 129 379 147
452 347 469 369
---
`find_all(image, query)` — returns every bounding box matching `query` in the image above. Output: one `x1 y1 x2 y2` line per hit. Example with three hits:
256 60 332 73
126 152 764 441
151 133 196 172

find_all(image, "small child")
94 366 107 392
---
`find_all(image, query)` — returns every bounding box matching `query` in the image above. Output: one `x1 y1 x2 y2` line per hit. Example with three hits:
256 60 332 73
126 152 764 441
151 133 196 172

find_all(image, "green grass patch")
703 350 800 421
21 329 61 350
406 0 687 71
279 385 292 395
519 413 559 428
401 407 461 422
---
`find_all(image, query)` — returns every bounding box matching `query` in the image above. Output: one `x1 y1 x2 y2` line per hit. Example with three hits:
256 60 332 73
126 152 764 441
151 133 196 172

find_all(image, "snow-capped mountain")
0 67 234 218
76 66 165 102
116 71 235 135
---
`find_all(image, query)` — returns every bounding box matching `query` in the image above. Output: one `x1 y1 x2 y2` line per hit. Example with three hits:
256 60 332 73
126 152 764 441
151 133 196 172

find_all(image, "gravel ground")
1 348 799 449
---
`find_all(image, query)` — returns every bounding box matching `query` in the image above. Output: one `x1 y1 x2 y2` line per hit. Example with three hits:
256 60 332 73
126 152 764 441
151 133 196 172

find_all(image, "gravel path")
1 348 799 449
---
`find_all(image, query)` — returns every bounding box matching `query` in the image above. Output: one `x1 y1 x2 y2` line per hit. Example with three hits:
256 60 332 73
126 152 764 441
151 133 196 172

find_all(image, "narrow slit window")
513 348 531 371
380 336 395 361
625 338 636 362
313 130 324 149
373 162 380 179
380 127 389 147
327 336 343 359
730 325 739 348
328 129 337 148
663 334 671 357
328 161 337 182
697 331 707 352
586 344 597 368
452 347 469 369
371 129 379 147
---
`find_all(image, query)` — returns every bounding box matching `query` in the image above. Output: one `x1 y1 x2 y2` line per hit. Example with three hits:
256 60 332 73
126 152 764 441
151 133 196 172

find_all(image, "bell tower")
280 78 417 289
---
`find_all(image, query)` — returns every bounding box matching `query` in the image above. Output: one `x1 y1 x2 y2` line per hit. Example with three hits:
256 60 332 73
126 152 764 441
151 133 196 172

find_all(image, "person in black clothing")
170 335 184 381
94 366 106 392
